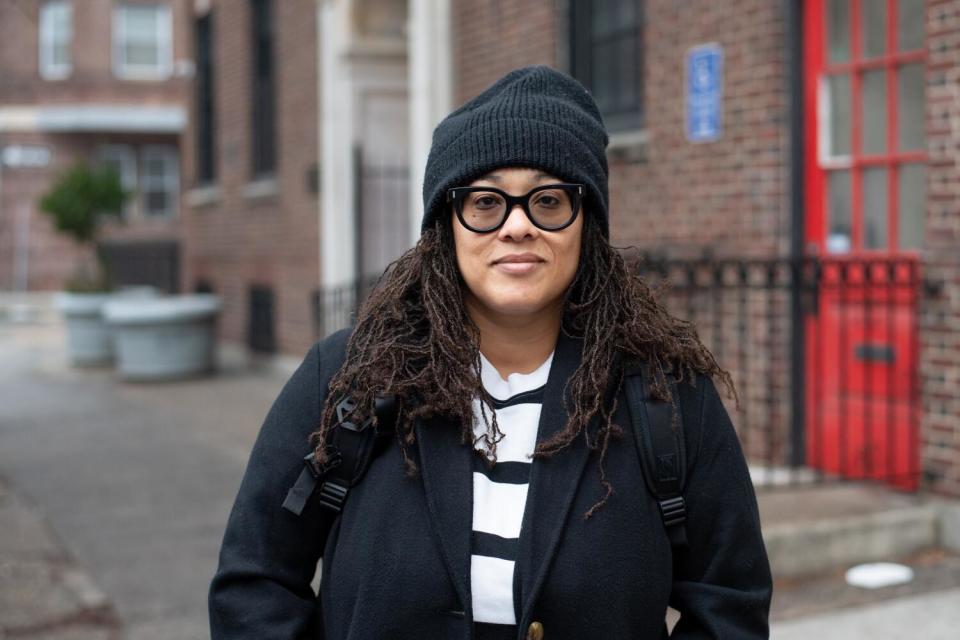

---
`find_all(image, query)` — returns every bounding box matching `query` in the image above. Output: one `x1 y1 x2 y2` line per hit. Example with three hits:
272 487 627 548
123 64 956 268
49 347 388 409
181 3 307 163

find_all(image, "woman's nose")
498 203 536 239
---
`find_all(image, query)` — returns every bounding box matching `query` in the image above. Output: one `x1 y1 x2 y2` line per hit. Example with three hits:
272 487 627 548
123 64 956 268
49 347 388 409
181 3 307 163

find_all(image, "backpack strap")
282 393 397 517
624 364 689 549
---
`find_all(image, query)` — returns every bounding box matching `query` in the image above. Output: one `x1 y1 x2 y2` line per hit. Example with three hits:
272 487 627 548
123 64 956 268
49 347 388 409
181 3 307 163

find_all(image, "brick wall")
452 0 560 105
920 0 960 496
179 0 320 356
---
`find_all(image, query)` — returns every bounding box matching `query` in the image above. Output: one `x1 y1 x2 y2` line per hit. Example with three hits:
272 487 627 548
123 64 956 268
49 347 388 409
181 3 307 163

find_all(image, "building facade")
449 0 959 497
0 0 191 293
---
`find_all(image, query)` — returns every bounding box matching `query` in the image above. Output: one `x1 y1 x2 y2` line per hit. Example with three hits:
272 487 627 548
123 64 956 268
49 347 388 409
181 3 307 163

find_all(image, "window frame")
250 0 277 178
112 3 174 81
39 0 73 80
813 0 927 254
568 0 645 133
195 11 217 185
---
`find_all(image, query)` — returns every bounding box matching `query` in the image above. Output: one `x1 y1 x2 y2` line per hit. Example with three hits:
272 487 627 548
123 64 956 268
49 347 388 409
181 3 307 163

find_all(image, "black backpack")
282 365 688 550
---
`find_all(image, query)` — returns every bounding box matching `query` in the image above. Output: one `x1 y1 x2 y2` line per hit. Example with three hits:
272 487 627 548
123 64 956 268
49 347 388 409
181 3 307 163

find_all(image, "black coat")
209 328 772 639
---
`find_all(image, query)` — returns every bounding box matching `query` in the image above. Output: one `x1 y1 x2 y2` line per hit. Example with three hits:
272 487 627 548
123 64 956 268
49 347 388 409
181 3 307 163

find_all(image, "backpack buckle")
318 479 350 513
658 495 686 528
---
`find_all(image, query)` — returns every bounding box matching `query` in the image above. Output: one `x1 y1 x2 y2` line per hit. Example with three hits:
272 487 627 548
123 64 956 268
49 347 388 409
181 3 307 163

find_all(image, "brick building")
0 0 191 293
178 0 321 357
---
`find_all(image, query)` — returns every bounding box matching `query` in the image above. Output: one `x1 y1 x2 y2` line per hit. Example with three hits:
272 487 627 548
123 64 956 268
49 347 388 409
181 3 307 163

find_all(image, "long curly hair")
309 213 736 518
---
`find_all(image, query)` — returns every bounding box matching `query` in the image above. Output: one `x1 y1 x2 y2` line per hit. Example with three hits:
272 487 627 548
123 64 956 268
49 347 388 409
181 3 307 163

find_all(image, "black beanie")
421 65 610 237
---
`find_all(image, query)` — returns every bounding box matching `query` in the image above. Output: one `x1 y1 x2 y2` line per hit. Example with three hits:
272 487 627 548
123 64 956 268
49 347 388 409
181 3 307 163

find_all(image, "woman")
210 65 771 639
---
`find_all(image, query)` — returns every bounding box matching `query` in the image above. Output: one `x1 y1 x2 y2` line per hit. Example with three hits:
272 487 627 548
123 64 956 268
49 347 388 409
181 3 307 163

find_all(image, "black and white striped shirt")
470 349 554 628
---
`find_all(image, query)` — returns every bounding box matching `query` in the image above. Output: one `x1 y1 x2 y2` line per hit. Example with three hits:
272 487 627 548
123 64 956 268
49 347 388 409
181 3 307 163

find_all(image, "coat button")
526 621 544 640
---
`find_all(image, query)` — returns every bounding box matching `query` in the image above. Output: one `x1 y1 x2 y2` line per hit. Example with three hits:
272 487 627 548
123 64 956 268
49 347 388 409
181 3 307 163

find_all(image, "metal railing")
312 254 924 491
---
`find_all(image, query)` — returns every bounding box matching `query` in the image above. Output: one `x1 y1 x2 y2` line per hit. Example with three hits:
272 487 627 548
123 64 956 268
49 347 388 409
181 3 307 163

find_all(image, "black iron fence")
313 254 924 491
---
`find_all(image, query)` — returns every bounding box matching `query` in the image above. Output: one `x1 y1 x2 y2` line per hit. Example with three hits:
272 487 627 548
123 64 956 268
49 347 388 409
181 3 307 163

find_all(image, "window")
97 145 137 219
140 146 179 218
39 1 72 79
96 144 179 219
570 0 644 132
250 0 276 177
819 0 926 252
113 3 173 80
195 12 216 184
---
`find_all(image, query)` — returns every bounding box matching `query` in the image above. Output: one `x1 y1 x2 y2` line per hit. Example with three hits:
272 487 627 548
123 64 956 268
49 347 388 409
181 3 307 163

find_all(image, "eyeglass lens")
460 187 575 231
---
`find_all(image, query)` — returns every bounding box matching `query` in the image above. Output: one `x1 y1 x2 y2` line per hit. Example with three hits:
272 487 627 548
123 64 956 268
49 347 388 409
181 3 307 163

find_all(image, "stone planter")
102 294 221 381
55 292 114 366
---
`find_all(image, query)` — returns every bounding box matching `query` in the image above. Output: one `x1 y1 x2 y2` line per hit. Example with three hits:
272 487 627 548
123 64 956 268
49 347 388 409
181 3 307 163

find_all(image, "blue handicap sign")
686 44 723 142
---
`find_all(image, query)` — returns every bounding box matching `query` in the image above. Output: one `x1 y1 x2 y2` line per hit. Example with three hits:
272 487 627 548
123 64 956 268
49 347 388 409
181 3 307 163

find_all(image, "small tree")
39 162 128 292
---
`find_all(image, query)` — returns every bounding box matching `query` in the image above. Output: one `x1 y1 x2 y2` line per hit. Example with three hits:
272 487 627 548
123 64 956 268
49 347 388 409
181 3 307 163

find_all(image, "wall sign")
685 43 723 143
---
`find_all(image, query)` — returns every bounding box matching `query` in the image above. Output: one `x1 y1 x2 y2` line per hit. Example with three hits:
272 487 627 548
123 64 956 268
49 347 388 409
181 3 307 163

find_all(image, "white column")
319 0 357 290
408 0 452 245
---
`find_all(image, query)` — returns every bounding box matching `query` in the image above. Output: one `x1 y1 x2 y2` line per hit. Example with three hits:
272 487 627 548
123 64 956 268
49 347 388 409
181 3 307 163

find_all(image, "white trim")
240 177 278 200
409 0 452 245
320 0 357 290
39 0 73 80
0 105 186 133
112 3 174 81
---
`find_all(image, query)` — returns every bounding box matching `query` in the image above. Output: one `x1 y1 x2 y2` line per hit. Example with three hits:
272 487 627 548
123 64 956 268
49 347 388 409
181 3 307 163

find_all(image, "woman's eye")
472 195 501 209
534 194 560 207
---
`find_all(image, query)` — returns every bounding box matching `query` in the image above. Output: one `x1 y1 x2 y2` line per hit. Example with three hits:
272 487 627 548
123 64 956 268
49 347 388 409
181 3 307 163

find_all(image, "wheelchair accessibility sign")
686 43 723 143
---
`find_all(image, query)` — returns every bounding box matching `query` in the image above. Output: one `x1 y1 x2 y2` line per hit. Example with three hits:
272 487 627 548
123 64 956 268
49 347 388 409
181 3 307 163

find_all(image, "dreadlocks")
309 214 736 518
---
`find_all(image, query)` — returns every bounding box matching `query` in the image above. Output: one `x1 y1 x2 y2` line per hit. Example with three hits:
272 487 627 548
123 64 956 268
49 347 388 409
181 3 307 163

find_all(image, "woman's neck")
467 300 562 380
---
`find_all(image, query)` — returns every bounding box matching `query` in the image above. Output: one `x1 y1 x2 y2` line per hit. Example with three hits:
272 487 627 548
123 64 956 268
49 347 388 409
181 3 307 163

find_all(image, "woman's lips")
492 253 545 274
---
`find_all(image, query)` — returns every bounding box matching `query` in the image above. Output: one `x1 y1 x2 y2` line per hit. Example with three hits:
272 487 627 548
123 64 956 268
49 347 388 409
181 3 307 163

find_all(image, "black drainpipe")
787 0 806 467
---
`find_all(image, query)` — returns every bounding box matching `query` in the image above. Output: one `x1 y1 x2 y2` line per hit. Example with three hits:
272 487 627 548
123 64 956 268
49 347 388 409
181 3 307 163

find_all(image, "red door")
802 0 926 490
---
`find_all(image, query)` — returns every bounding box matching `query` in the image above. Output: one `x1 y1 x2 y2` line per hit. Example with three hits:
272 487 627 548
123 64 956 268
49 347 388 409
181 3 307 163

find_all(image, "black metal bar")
353 144 364 309
787 0 807 471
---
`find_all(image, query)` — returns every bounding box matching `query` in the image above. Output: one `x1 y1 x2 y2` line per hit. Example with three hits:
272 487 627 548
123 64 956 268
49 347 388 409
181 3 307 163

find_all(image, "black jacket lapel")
415 414 474 616
514 330 592 628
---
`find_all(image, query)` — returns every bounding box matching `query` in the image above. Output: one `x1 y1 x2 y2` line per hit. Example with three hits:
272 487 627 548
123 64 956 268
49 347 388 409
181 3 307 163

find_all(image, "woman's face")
451 166 583 324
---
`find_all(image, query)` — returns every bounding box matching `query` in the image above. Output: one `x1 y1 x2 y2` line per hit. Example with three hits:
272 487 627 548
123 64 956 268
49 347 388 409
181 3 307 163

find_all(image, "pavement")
1 312 959 639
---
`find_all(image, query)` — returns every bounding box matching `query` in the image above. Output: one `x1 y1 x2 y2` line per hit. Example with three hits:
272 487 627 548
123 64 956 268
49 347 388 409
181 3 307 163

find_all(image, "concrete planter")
55 292 115 366
102 294 221 381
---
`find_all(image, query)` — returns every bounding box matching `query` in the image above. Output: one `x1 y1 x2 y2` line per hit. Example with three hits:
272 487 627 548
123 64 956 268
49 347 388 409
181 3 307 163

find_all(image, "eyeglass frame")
446 182 585 233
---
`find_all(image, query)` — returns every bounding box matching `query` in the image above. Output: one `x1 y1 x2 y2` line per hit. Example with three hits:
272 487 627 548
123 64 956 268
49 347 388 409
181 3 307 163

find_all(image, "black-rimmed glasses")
446 183 584 233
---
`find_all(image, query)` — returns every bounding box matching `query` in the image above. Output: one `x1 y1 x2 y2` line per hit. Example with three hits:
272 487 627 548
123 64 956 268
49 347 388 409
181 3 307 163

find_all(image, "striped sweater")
470 349 555 629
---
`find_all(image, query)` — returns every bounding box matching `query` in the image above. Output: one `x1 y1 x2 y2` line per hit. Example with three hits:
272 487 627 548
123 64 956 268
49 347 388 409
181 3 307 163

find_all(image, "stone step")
757 483 948 578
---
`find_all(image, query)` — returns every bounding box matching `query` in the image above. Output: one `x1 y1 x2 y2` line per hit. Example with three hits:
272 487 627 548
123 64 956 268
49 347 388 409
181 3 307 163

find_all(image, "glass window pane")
898 0 925 51
828 0 851 63
124 6 159 41
863 167 888 249
862 0 887 58
898 163 925 249
898 63 925 151
125 43 159 66
145 190 168 215
827 73 852 157
862 70 887 154
827 170 853 253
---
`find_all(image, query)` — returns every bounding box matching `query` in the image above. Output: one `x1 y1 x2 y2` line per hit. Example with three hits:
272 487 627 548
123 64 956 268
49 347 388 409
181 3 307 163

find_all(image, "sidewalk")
0 320 291 639
0 476 120 639
2 314 959 638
